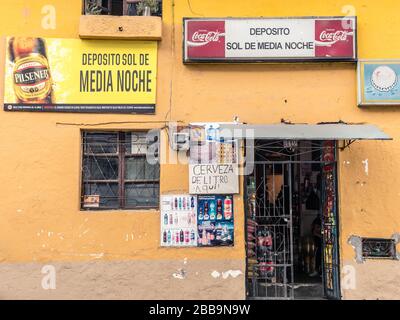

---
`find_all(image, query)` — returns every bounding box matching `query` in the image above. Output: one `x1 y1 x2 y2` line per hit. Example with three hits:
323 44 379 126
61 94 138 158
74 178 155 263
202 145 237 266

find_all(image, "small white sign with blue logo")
358 60 400 106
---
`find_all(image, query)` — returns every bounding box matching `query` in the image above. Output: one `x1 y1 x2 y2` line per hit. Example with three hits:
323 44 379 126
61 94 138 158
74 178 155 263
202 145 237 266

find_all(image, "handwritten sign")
189 163 239 194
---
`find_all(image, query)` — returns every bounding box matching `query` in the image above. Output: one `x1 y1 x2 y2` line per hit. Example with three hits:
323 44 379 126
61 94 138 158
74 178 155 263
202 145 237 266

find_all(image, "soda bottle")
216 199 223 220
204 202 209 220
224 196 232 220
190 196 195 208
167 230 171 244
209 200 216 220
198 207 204 221
164 213 168 225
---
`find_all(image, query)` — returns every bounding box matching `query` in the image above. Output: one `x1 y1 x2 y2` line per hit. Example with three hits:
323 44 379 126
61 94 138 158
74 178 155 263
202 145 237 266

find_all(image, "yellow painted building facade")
0 0 399 299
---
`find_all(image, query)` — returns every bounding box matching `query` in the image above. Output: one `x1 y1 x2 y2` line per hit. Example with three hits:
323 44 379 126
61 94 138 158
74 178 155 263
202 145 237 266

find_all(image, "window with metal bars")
362 238 397 259
83 0 163 17
81 131 160 210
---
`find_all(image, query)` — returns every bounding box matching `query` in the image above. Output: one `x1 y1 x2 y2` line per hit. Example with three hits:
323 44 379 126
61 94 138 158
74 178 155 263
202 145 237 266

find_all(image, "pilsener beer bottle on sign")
9 37 53 104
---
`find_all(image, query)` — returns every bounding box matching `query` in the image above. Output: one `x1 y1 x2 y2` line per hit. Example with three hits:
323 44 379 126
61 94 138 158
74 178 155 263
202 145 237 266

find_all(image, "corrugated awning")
218 123 392 140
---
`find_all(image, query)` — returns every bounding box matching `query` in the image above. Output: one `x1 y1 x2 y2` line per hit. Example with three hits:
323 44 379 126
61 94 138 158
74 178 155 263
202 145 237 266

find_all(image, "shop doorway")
245 140 340 300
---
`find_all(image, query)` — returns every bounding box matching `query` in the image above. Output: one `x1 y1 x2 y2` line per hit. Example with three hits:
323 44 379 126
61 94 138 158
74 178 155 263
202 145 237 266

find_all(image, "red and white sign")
184 17 356 62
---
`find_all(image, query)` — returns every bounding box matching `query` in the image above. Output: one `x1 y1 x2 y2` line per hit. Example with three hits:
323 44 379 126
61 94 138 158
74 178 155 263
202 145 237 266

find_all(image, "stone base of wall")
341 260 400 300
0 259 245 300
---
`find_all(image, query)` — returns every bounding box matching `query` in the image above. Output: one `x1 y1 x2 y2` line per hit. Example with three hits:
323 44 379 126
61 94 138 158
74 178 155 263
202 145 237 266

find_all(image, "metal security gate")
245 140 341 300
247 162 294 299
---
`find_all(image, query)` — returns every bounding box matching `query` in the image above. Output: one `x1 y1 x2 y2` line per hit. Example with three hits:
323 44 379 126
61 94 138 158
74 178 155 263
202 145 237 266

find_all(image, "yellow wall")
0 0 399 280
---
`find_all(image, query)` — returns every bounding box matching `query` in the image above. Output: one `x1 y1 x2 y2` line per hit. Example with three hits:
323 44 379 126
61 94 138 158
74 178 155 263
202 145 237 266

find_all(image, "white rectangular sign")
189 163 239 194
184 17 357 62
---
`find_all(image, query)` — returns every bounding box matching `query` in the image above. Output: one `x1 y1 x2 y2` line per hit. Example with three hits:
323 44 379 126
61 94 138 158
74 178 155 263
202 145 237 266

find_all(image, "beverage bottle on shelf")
180 229 184 243
174 197 178 209
209 200 216 220
207 125 216 141
216 199 223 220
190 229 196 244
179 197 182 210
183 197 186 210
198 206 204 221
184 230 190 243
163 231 167 243
204 202 210 220
169 213 173 225
167 230 172 244
190 196 195 208
164 213 168 225
175 231 180 244
224 196 232 220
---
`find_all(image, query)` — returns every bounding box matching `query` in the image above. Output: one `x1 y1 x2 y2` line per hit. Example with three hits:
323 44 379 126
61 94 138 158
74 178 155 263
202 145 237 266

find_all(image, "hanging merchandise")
197 195 234 247
160 194 198 247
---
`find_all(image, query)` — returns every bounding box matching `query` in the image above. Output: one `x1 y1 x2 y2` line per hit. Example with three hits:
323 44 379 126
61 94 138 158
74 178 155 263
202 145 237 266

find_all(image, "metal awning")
218 123 392 140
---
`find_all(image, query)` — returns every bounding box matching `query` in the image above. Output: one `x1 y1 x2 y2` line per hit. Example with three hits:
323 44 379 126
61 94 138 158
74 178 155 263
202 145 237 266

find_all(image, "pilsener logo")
315 19 355 58
187 20 225 58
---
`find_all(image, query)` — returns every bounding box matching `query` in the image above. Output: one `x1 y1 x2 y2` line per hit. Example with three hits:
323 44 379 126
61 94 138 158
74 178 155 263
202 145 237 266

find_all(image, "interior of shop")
245 140 338 300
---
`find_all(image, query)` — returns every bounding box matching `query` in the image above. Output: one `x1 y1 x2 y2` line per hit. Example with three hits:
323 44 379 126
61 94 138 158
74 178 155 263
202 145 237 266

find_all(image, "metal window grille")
362 238 397 259
83 0 163 17
81 131 160 210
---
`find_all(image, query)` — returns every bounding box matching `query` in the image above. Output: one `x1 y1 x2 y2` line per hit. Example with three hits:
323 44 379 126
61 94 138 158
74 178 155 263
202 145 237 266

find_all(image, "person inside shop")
309 215 322 277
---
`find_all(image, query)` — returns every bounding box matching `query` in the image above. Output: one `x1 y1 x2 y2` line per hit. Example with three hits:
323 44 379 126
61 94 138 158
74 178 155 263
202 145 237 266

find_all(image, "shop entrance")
245 140 340 300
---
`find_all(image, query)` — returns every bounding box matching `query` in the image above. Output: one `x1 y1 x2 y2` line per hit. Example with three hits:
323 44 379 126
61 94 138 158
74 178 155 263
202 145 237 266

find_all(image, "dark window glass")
125 183 159 208
125 158 159 181
83 156 119 180
83 132 118 154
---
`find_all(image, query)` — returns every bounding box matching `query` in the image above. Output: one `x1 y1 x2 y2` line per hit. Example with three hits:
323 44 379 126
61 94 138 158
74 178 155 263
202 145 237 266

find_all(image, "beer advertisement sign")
358 60 400 106
4 37 157 113
183 17 357 63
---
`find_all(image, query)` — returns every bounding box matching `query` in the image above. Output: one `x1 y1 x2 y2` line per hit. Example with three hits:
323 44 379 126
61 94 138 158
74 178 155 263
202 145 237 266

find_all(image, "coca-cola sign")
186 21 225 58
184 17 356 62
315 19 354 58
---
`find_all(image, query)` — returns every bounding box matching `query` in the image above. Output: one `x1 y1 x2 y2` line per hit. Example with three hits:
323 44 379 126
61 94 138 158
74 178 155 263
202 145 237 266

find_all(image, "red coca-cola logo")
315 19 355 58
190 31 224 46
319 30 350 42
186 21 226 59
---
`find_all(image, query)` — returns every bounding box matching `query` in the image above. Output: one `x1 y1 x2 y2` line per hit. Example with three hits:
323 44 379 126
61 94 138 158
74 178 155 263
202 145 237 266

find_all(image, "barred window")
81 131 160 210
362 238 397 259
83 0 163 17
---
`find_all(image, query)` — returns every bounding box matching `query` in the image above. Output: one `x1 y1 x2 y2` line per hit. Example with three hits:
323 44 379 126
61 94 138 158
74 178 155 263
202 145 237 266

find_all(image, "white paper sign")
189 163 239 194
